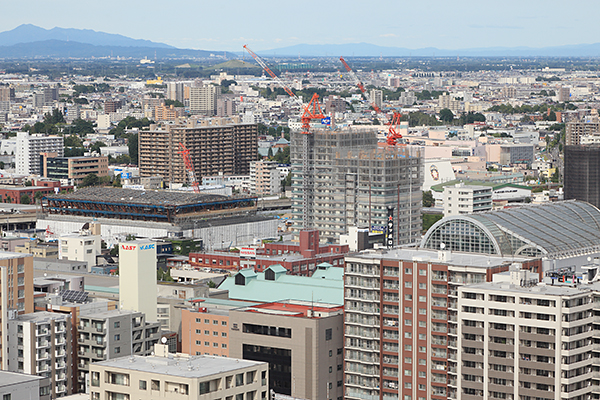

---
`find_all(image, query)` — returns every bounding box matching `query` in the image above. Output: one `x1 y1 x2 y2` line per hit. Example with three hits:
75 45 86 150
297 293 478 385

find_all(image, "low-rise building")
89 344 269 400
443 183 492 217
0 370 51 400
58 231 101 271
189 230 348 276
41 153 109 184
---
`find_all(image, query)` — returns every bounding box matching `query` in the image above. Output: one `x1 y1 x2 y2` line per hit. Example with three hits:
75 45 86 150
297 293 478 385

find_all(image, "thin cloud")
380 33 397 38
469 24 524 30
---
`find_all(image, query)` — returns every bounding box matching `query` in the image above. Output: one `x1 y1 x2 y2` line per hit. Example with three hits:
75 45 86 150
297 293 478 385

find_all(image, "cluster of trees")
108 116 154 165
72 83 110 95
488 102 578 114
415 90 447 101
164 99 184 108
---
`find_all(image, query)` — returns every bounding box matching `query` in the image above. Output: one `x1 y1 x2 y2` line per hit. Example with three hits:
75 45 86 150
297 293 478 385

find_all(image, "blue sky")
2 0 598 51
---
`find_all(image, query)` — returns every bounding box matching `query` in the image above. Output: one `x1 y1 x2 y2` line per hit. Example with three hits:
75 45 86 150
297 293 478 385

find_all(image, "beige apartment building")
89 344 269 400
229 300 344 400
138 122 257 184
457 267 600 400
0 252 34 369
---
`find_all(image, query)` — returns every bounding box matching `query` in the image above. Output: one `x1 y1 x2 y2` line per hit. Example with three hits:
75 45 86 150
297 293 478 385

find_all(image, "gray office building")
77 310 160 392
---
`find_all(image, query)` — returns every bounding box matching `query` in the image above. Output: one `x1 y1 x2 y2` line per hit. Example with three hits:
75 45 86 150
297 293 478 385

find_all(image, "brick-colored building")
189 230 349 276
181 301 234 357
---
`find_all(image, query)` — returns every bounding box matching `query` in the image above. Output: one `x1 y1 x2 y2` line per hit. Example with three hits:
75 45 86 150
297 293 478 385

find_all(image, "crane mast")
340 56 404 146
244 45 324 229
178 143 200 193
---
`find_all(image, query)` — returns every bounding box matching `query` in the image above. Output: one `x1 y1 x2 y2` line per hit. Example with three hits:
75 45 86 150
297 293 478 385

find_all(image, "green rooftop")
218 264 343 305
430 179 531 193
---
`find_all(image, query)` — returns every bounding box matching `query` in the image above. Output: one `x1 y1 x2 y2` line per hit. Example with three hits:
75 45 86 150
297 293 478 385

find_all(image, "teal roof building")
217 263 343 305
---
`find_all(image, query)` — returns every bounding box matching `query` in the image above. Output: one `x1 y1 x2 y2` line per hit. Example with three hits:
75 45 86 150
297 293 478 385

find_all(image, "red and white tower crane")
244 45 325 229
340 56 404 146
178 143 200 194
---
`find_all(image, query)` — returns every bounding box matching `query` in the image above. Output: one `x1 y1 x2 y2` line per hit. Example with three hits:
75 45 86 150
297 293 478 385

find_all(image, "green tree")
127 133 138 165
64 134 83 148
20 194 31 204
164 99 184 108
439 108 454 123
34 191 44 204
70 119 95 135
273 146 290 164
422 190 435 207
89 141 106 154
81 173 99 187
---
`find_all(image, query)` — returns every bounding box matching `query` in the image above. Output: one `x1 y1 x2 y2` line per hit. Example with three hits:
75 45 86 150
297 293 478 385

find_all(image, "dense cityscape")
2 16 600 400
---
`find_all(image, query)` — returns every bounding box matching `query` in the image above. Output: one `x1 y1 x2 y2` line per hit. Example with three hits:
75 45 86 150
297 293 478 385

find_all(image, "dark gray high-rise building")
564 145 600 208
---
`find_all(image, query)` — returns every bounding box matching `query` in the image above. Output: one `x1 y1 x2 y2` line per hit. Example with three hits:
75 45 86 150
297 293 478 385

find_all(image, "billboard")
386 207 394 248
371 225 386 235
240 247 257 258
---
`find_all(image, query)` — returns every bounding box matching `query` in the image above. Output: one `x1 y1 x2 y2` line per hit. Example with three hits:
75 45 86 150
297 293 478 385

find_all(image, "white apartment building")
7 311 72 397
250 160 281 196
443 183 492 217
89 344 268 400
58 231 101 271
16 132 63 175
457 267 600 400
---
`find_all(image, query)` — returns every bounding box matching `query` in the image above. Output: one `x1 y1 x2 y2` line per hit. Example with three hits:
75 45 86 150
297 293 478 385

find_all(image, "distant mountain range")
0 24 235 59
258 42 600 58
2 25 600 59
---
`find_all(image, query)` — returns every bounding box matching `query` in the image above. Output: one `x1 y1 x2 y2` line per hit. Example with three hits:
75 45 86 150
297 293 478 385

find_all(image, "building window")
222 321 227 326
205 330 210 335
114 334 120 341
114 322 120 328
405 281 412 288
405 332 412 338
404 370 412 376
222 344 227 348
115 347 120 354
236 373 244 386
419 269 426 276
325 328 332 341
405 345 412 351
222 332 227 337
213 331 218 336
213 320 218 325
204 319 210 324
139 380 147 390
205 342 210 346
151 380 160 391
196 329 202 334
329 366 333 373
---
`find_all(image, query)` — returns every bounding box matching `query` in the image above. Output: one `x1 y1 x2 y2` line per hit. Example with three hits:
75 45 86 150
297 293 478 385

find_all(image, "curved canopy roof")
421 200 600 257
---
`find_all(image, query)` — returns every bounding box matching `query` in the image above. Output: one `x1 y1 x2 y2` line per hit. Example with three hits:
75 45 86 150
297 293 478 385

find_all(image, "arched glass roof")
421 201 600 257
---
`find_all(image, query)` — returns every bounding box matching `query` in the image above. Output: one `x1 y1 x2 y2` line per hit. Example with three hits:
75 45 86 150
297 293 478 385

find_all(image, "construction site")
242 46 424 245
41 187 258 224
38 187 282 250
291 128 423 244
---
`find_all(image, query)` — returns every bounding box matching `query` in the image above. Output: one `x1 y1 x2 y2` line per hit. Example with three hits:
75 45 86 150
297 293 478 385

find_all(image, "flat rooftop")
0 251 31 261
238 300 343 318
16 311 68 323
348 247 532 269
44 187 231 207
94 354 264 378
0 370 46 386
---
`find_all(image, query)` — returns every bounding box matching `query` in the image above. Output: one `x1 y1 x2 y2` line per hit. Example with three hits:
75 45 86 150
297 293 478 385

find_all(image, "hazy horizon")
2 0 600 52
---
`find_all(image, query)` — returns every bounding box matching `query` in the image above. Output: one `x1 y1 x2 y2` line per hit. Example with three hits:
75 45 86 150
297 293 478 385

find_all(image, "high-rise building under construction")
291 128 423 244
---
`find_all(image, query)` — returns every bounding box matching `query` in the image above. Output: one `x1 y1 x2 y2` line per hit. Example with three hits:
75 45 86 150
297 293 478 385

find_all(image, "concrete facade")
89 346 268 400
229 300 344 400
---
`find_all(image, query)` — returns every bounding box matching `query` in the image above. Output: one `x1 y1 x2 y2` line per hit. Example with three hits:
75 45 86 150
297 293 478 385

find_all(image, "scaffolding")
291 128 423 244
